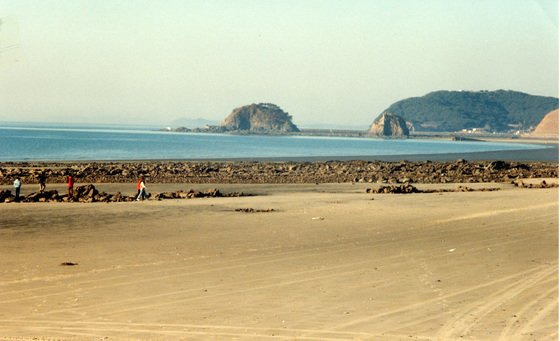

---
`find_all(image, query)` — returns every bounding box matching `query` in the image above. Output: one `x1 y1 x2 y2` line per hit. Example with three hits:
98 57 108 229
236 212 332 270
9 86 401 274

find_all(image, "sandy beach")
0 180 557 340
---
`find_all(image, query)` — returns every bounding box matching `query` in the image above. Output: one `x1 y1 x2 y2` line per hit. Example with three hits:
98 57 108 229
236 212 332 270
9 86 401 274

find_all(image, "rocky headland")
380 90 559 132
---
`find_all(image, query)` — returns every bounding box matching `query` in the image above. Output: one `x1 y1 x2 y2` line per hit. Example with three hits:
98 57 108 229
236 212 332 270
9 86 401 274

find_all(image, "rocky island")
368 112 410 137
165 103 299 135
222 103 299 133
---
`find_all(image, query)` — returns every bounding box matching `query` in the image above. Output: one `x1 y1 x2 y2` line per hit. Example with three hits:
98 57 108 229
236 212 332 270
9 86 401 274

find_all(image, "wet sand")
0 181 557 340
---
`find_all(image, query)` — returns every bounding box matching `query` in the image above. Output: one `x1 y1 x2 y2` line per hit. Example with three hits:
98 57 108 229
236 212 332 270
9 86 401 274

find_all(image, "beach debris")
234 208 276 213
60 262 78 266
311 217 325 220
448 248 456 252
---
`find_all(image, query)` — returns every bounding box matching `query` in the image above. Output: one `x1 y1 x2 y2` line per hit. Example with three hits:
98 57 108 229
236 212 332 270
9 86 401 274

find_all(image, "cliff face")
221 103 299 133
532 109 559 136
368 112 409 137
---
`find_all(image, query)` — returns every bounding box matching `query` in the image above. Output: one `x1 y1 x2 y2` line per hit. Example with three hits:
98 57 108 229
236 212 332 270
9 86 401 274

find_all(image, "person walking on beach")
38 172 46 193
67 173 74 198
137 177 147 201
136 177 142 198
13 176 21 202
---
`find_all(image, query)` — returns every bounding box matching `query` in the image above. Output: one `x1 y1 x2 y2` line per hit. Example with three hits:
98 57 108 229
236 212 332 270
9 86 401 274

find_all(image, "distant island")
164 103 299 135
162 90 559 138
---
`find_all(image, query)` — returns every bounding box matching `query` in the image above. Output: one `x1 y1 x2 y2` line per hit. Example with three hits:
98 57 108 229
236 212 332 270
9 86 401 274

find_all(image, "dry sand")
0 181 557 340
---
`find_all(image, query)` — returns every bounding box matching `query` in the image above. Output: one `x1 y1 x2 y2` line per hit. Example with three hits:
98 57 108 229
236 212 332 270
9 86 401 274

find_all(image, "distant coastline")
160 126 558 145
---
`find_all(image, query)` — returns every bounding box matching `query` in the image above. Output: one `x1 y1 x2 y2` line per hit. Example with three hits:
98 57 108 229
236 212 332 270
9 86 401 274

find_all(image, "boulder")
0 189 13 203
486 160 509 171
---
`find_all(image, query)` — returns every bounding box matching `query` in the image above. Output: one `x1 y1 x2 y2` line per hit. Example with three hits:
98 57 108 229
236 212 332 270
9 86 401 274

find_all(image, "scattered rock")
234 208 276 213
366 185 501 194
155 188 246 200
513 179 559 189
368 184 420 194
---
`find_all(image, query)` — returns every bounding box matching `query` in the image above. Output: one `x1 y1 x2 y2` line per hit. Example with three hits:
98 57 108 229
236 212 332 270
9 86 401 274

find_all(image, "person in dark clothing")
38 172 46 192
13 177 21 202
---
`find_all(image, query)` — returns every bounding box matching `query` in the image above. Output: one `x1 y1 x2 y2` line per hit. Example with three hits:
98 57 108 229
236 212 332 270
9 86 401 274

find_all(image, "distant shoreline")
1 145 557 163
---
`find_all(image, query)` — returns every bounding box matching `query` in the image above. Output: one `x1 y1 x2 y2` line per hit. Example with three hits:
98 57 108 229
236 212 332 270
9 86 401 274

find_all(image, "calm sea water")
0 124 548 161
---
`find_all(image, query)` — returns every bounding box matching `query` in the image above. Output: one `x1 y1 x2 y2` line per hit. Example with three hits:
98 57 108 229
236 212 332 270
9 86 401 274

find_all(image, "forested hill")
381 90 558 132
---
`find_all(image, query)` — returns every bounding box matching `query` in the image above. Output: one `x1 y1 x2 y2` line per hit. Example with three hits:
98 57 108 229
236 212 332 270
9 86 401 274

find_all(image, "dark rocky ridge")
0 160 556 185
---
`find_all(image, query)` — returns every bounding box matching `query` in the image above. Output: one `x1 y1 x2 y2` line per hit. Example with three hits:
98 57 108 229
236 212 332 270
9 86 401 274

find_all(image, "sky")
0 0 558 128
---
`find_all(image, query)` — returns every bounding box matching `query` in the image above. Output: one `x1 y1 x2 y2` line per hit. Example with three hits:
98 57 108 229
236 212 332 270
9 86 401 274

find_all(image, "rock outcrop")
368 112 410 137
365 184 501 194
532 109 558 137
221 103 299 133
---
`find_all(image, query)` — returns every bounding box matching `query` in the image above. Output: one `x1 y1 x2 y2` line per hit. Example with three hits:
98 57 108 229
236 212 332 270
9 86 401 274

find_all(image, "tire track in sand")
497 280 558 340
304 265 548 338
43 222 551 318
0 318 438 340
436 265 556 339
4 212 552 308
512 287 559 341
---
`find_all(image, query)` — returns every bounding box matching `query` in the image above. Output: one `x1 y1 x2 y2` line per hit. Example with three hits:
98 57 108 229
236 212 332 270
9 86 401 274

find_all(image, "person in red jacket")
137 177 147 201
67 173 74 198
137 178 142 198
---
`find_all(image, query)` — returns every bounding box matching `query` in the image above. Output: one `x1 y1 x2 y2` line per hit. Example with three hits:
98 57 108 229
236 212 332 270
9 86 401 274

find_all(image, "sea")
0 122 551 162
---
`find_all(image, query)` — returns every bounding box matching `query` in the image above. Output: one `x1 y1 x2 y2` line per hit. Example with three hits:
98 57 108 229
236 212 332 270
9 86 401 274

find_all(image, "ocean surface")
0 123 550 161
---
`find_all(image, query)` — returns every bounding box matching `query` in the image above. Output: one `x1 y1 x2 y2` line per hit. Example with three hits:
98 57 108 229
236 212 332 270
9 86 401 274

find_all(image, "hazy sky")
0 0 558 127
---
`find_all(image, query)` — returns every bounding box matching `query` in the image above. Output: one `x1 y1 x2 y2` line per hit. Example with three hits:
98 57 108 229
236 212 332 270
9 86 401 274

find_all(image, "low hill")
380 90 558 132
222 103 299 133
532 109 559 137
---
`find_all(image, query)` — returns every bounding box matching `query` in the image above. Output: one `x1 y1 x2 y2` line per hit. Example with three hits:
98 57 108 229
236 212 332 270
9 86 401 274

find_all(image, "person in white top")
137 177 147 201
13 177 21 202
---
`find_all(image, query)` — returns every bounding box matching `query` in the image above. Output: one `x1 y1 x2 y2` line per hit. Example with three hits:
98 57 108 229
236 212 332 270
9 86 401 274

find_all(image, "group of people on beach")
11 173 149 202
